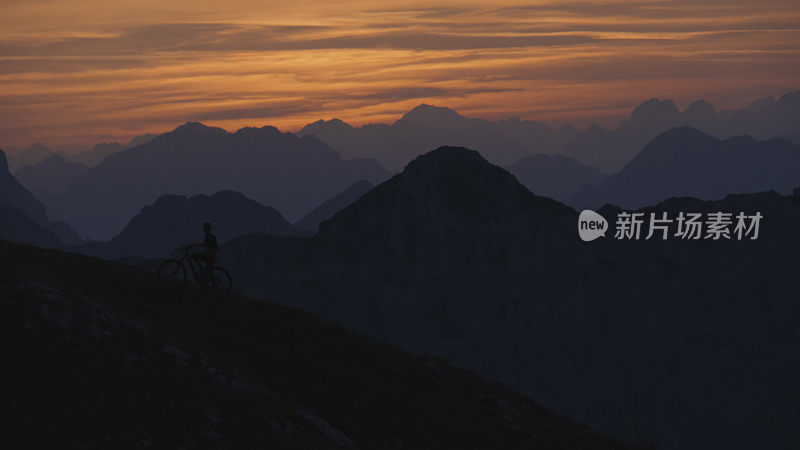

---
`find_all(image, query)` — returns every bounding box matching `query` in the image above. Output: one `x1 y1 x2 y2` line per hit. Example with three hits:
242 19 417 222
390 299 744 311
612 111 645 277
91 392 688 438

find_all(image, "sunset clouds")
1 0 798 151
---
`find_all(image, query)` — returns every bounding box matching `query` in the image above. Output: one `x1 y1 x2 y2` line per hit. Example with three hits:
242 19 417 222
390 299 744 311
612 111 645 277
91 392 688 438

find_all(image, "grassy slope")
0 239 626 449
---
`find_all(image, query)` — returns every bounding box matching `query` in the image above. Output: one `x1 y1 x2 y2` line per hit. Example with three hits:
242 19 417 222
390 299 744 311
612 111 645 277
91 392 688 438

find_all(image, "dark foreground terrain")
0 239 627 449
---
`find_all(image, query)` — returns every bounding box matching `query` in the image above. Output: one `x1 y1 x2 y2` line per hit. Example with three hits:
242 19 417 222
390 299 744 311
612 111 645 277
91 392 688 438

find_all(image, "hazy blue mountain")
720 91 800 139
8 143 54 172
15 154 89 197
46 220 83 245
778 131 800 145
295 179 374 232
0 148 48 225
569 127 800 210
300 91 800 175
506 153 608 202
70 133 157 167
299 104 579 171
562 91 800 173
218 146 800 450
50 122 391 240
126 133 157 148
0 203 60 248
77 190 296 259
71 142 124 167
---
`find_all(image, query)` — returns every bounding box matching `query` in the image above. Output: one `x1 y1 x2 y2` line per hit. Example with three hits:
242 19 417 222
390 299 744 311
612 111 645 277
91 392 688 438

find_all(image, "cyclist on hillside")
191 222 218 280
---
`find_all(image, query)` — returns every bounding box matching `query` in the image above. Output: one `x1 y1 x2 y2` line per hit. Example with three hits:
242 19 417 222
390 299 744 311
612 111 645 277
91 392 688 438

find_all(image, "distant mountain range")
7 143 54 172
218 146 800 450
0 148 48 225
0 147 84 247
299 104 579 171
78 190 295 259
295 179 374 233
46 122 390 240
15 154 89 198
561 92 800 173
69 133 157 167
506 154 608 202
299 91 800 174
569 127 800 210
0 203 60 248
8 133 156 172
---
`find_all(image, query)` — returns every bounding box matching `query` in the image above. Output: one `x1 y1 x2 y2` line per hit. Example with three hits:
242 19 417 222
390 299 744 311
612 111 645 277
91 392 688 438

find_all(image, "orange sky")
1 0 799 152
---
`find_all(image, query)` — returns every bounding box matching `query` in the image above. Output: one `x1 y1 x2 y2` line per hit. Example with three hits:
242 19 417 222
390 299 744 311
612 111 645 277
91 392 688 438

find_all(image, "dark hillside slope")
220 145 800 450
0 240 624 450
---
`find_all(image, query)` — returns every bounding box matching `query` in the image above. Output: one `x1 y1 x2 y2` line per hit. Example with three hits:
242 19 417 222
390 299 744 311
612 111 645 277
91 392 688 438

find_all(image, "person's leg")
204 255 215 279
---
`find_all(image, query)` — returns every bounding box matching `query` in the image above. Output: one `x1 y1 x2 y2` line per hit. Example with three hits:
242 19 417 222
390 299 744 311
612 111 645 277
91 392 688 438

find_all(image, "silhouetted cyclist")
191 222 218 279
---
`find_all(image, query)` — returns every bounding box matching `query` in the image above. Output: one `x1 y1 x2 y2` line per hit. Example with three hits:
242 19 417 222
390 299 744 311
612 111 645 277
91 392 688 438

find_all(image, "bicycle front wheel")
205 267 232 294
158 259 187 289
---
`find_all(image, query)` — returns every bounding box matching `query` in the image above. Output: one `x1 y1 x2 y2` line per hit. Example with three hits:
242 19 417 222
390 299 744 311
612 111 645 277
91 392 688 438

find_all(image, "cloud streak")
0 0 798 151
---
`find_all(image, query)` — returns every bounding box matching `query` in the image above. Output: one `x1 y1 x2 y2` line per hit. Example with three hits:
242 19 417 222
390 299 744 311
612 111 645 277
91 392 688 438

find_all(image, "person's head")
203 222 211 234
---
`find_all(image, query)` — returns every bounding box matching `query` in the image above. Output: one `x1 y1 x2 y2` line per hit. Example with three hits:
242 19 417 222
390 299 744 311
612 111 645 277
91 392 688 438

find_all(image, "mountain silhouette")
295 179 373 233
1 238 625 449
398 103 468 129
299 104 579 171
69 133 157 167
0 204 60 247
15 154 89 198
0 148 48 225
215 145 800 450
298 91 800 175
314 146 573 245
562 91 800 173
46 220 83 245
78 190 295 259
506 153 608 202
7 142 54 172
50 122 391 240
569 127 800 210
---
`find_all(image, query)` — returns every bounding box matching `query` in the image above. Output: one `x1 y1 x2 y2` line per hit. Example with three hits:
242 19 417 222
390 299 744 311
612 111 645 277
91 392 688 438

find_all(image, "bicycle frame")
180 244 208 281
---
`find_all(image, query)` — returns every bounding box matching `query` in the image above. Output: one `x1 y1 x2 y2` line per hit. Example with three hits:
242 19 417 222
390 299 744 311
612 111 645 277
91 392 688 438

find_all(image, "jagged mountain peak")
0 147 8 173
234 125 282 138
317 146 572 242
171 121 229 135
684 99 716 118
0 147 49 224
398 103 466 128
628 126 719 162
126 133 157 148
630 98 681 124
747 95 776 111
777 90 800 106
22 142 52 155
299 118 355 136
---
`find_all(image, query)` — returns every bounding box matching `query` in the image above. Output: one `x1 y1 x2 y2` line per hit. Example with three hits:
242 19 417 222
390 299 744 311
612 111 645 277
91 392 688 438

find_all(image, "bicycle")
158 244 232 294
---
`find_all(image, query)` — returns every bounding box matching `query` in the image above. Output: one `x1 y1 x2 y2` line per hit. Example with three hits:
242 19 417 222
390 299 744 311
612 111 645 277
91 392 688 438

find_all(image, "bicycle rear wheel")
158 259 187 289
205 267 232 294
